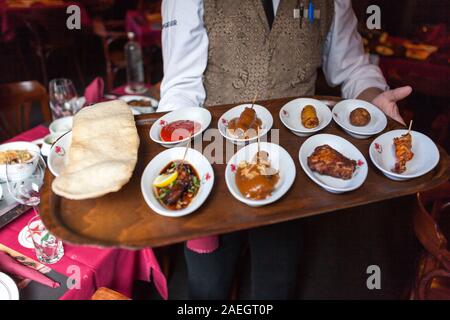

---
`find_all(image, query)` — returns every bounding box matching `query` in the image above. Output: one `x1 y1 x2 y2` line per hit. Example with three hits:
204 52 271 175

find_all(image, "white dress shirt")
158 0 389 111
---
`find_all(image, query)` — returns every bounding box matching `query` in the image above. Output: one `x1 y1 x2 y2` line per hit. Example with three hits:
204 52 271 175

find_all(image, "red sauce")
160 120 201 142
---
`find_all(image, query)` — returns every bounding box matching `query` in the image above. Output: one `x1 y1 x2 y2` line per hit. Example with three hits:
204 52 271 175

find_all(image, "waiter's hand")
371 86 412 125
357 86 412 125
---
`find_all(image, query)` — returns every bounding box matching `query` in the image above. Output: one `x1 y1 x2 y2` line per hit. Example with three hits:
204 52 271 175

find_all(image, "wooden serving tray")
39 96 450 248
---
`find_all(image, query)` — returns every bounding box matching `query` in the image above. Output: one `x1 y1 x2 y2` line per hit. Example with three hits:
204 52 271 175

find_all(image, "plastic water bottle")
125 32 145 93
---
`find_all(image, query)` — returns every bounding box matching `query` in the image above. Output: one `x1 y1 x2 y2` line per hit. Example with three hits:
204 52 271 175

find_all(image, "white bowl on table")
332 99 387 139
218 103 273 145
298 134 368 193
49 116 73 138
279 98 332 137
0 141 41 182
369 129 440 181
140 147 214 217
47 131 72 177
119 95 158 115
225 142 296 207
149 107 212 148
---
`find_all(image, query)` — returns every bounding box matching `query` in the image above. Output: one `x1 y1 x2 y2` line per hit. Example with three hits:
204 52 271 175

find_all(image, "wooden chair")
410 182 450 300
92 18 128 92
0 81 52 141
91 287 130 300
18 8 85 87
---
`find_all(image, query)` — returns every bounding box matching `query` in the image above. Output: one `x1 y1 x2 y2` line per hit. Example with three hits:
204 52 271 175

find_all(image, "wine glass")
6 150 64 264
48 78 80 119
5 150 46 208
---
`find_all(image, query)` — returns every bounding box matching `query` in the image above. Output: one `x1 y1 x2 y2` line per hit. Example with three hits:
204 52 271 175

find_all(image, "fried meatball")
349 108 371 126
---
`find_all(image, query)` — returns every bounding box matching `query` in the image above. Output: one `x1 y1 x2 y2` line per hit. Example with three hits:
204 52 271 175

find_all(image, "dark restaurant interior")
0 0 449 302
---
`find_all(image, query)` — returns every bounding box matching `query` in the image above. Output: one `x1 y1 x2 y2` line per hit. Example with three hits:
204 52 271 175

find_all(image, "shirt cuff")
157 93 200 112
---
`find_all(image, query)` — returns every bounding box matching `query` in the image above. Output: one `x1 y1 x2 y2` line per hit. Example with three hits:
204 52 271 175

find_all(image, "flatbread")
52 100 139 200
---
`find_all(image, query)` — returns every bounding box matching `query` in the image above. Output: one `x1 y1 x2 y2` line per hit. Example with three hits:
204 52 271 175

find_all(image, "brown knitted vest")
203 0 334 106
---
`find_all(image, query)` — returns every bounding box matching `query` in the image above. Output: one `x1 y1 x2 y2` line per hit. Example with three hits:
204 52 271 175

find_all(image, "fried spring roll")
301 105 319 129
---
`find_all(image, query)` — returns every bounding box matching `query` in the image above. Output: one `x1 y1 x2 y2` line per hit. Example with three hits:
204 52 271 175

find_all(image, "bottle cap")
127 32 135 40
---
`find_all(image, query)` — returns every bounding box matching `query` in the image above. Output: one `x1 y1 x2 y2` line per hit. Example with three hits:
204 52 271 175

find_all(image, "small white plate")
48 131 71 177
150 107 212 148
141 147 214 217
369 129 440 181
332 99 387 139
299 134 368 193
225 142 296 207
279 98 332 137
218 104 273 145
0 272 19 300
120 95 158 115
0 141 41 182
49 116 73 137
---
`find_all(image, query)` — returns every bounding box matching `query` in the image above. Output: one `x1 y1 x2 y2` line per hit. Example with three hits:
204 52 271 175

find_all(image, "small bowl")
369 129 440 181
48 131 72 177
225 142 296 207
279 98 332 137
332 99 387 139
49 116 73 137
140 147 214 217
218 104 273 145
38 133 60 157
299 134 368 193
120 95 158 115
149 107 212 148
0 142 41 182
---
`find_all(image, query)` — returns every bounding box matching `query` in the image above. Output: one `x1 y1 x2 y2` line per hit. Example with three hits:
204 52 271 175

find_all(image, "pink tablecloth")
125 11 161 48
1 125 168 300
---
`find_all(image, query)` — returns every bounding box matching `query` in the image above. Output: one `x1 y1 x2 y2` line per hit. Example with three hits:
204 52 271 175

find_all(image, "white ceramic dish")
0 142 41 182
49 116 73 137
48 131 71 177
0 272 19 300
299 134 368 193
141 147 214 217
150 107 212 148
218 104 273 145
225 142 296 207
332 99 387 139
120 95 158 115
369 129 440 181
279 98 332 137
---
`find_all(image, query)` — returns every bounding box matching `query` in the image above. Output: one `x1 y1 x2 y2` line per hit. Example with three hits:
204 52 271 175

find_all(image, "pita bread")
52 100 139 200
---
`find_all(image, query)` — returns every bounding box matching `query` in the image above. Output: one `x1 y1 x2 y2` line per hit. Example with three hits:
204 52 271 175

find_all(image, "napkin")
84 77 104 105
186 236 219 254
0 251 60 288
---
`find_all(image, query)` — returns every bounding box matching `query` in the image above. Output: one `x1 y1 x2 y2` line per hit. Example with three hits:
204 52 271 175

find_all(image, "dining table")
38 95 450 249
0 125 167 300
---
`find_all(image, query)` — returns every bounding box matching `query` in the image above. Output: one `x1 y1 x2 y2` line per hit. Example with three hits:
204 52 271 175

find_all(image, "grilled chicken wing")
307 145 357 180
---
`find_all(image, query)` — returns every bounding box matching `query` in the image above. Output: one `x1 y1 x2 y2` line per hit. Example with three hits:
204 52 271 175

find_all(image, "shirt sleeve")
158 0 208 112
322 0 389 99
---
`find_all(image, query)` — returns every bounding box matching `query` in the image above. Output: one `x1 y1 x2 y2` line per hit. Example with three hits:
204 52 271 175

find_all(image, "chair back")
0 81 51 141
412 184 450 299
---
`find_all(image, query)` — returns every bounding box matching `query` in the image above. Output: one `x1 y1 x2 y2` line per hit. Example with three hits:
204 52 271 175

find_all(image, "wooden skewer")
256 126 261 165
176 134 192 170
407 120 413 133
250 92 258 109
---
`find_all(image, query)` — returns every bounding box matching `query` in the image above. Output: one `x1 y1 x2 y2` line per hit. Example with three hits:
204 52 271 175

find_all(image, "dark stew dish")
153 161 201 210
